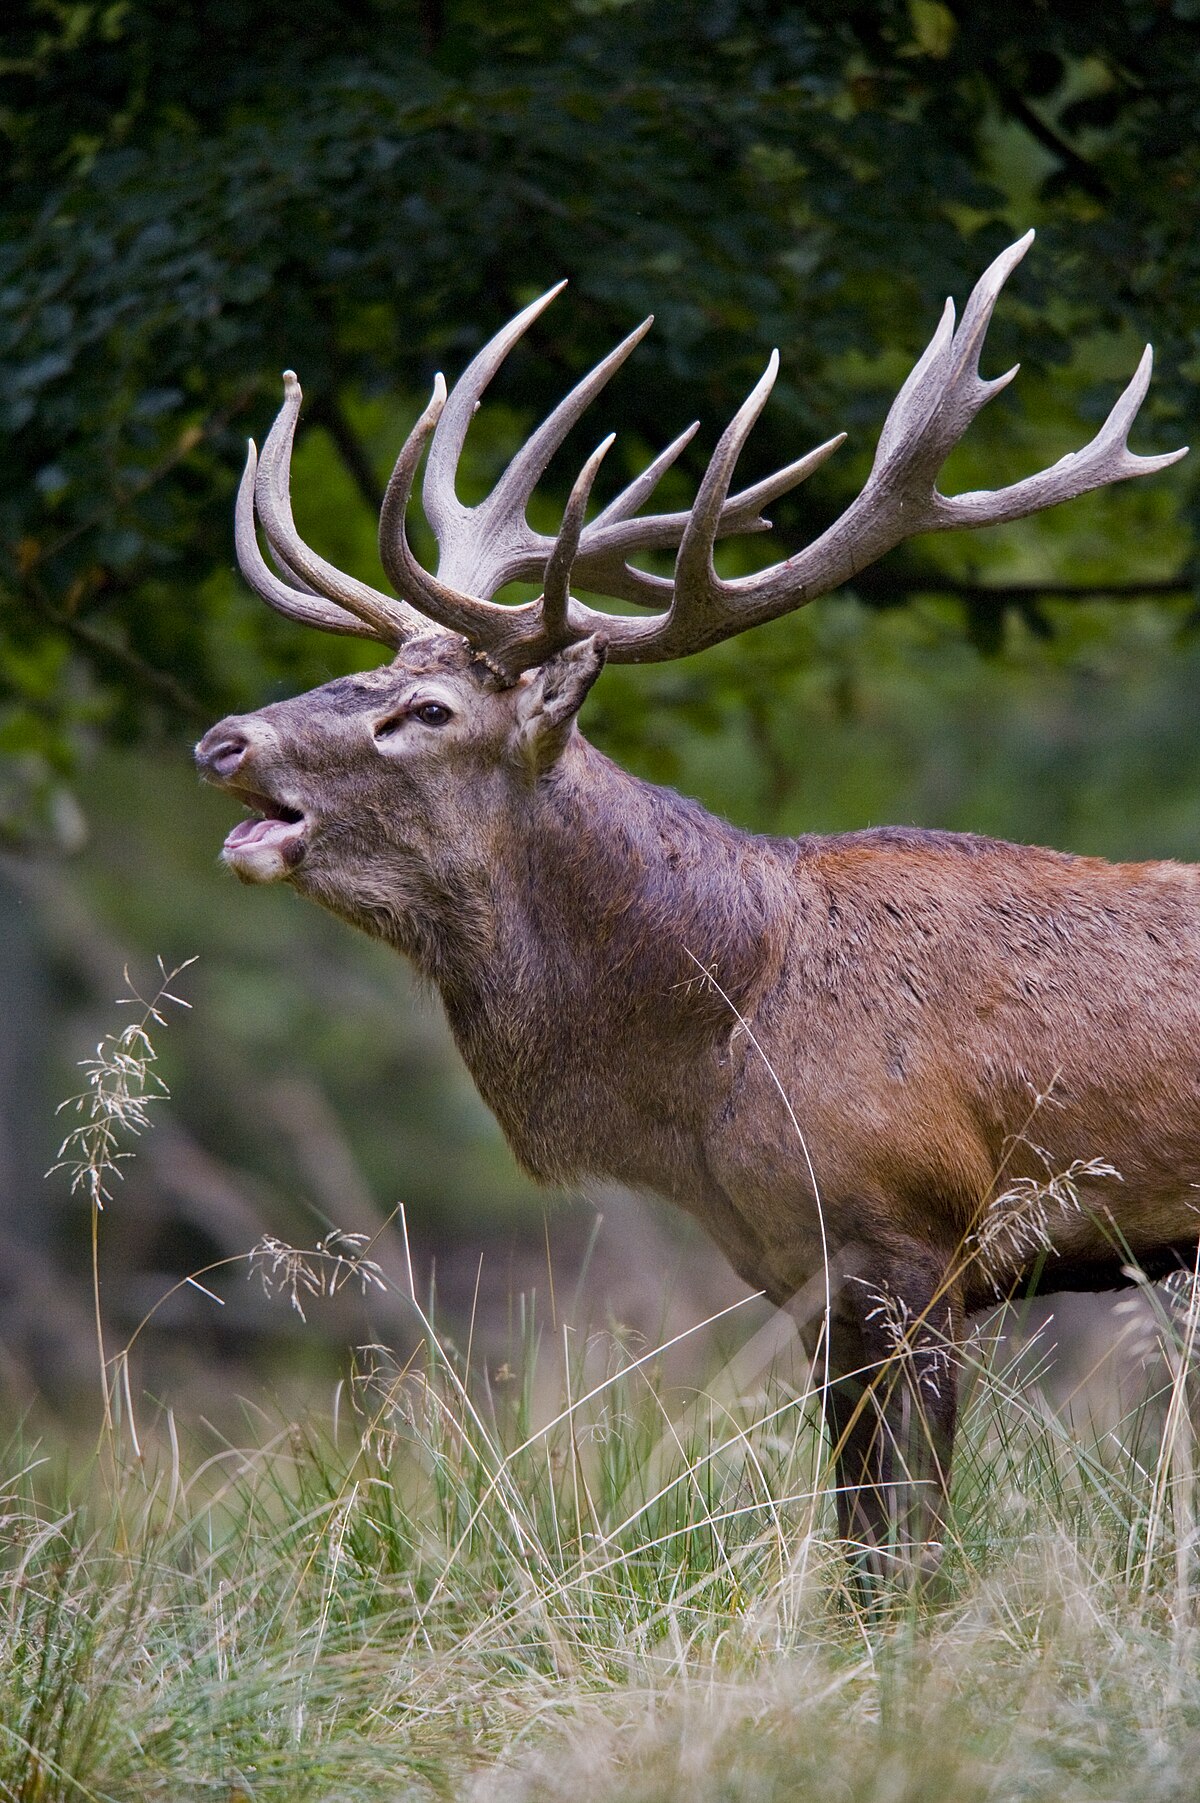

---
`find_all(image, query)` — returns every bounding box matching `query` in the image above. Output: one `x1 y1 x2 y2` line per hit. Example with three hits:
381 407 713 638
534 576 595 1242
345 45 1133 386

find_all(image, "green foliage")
4 0 1200 837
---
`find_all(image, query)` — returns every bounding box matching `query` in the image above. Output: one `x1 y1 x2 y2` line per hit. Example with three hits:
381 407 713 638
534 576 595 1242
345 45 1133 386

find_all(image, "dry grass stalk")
972 1155 1122 1291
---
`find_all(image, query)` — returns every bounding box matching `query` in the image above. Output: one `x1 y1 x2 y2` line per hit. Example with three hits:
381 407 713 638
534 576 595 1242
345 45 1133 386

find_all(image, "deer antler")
375 284 838 675
236 286 833 674
236 372 426 648
236 233 1186 677
633 231 1188 663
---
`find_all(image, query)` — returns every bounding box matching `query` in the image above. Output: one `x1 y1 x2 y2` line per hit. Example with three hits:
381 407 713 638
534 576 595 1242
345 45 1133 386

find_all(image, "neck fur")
423 735 791 1187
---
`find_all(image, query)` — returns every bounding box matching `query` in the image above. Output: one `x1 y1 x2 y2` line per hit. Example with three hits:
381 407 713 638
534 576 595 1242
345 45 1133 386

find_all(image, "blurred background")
3 0 1200 1424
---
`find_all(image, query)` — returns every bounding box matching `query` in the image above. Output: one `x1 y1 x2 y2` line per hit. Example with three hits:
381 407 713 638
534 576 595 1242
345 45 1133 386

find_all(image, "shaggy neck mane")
423 735 792 1186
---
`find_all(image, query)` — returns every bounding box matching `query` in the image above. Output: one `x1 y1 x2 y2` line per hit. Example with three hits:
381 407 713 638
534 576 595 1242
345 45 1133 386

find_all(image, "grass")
13 970 1200 1801
3 1275 1200 1802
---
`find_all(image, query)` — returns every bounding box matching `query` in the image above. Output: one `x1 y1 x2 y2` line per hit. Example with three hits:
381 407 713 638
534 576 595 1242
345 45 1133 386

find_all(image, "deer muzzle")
195 716 307 885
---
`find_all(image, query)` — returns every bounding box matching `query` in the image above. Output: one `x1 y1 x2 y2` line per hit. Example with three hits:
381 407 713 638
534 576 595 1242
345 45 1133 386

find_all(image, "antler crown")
235 232 1187 681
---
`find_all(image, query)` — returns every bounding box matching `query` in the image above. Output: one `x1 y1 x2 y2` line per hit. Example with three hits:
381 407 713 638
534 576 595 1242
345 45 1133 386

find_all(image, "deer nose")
195 719 259 782
195 732 247 780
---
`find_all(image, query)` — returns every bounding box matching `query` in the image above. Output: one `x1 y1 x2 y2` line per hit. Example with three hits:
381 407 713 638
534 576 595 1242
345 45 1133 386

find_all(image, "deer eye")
373 700 453 741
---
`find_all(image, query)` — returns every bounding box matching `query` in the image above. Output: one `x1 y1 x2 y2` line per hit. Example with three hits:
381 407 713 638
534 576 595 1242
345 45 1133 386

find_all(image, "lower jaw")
222 836 306 885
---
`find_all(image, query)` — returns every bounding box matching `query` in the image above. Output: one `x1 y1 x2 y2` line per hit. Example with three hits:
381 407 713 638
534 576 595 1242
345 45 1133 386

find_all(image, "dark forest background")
3 0 1200 1414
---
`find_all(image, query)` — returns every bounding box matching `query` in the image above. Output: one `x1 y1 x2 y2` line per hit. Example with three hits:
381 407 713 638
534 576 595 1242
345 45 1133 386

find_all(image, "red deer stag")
197 233 1190 1574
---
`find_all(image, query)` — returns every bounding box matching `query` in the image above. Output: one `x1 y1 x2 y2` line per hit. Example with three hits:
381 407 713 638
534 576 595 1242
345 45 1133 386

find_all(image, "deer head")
197 231 1183 939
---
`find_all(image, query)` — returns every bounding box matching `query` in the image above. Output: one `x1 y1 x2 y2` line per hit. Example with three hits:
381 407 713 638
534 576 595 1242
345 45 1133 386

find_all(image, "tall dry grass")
5 969 1200 1801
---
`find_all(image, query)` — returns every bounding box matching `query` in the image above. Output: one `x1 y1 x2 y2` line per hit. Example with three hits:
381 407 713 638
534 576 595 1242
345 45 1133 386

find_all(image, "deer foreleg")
819 1248 961 1584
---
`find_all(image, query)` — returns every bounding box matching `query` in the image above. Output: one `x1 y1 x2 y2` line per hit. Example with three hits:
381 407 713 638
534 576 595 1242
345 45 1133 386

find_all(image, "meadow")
8 970 1200 1801
7 1248 1200 1802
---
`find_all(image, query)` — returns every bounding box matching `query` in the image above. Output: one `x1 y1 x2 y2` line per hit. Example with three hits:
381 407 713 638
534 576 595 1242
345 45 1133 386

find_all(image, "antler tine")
568 427 844 610
421 282 567 550
951 231 1034 386
530 354 784 660
541 435 615 641
379 370 445 597
586 429 842 546
425 308 654 597
254 373 420 646
265 536 322 597
866 234 1028 485
379 375 549 654
481 319 652 532
883 233 1032 484
871 298 958 473
235 442 384 640
589 422 700 530
717 437 847 528
673 352 781 602
934 344 1189 530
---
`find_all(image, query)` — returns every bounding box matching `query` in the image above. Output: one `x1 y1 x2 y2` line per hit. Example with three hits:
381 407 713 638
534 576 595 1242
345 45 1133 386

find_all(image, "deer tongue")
222 813 305 883
225 815 299 850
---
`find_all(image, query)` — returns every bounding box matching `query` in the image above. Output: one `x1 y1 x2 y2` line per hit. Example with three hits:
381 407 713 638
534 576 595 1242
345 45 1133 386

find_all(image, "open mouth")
221 794 307 883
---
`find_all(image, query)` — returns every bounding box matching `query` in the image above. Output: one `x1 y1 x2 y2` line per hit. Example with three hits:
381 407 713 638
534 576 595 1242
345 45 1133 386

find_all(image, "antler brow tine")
252 373 422 646
235 441 380 638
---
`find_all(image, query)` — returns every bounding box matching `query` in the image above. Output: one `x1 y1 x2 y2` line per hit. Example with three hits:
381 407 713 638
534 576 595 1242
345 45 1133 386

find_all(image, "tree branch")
995 85 1112 203
308 393 387 516
20 583 210 724
853 569 1191 607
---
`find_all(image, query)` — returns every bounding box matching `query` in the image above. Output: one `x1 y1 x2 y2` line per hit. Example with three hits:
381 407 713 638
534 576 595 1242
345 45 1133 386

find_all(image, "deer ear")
513 635 607 772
